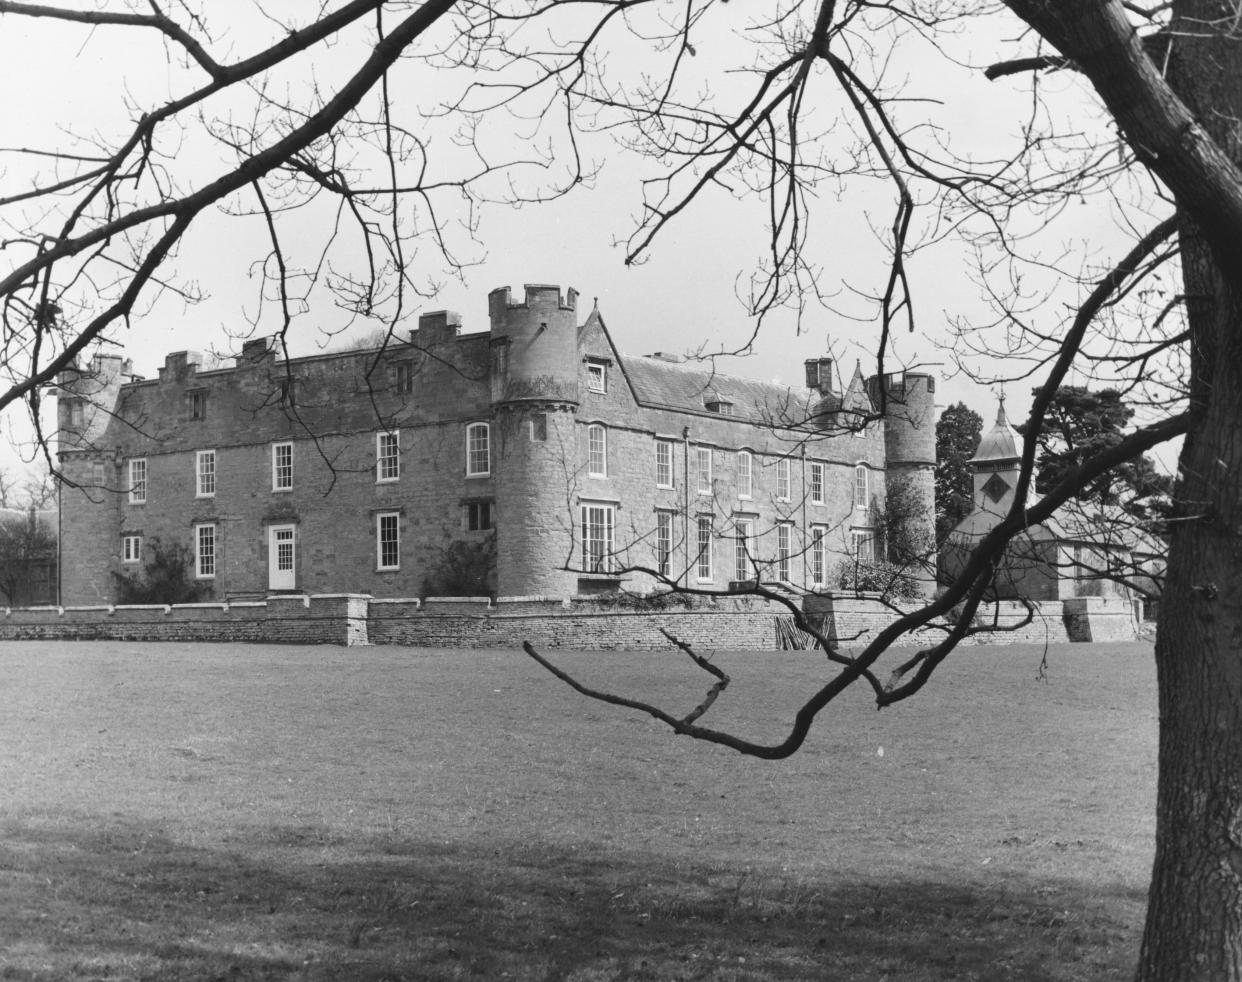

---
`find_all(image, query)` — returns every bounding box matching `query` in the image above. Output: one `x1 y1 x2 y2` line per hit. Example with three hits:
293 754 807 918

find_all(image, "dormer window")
587 360 607 393
705 398 734 416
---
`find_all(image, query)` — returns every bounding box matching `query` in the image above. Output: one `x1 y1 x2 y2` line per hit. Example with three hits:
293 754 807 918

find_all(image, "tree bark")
998 1 1242 976
1137 2 1242 978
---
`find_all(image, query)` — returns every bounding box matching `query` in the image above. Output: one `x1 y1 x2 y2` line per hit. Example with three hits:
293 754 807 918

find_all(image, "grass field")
0 639 1156 981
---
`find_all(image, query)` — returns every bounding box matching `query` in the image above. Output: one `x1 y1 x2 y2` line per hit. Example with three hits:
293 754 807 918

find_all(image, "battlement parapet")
488 283 578 322
865 370 936 405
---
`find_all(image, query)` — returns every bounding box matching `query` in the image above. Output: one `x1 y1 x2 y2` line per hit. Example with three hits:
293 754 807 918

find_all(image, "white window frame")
655 439 674 489
811 525 828 588
196 449 216 498
777 523 792 582
810 462 825 506
466 422 490 477
580 502 616 573
696 515 713 582
272 442 293 492
376 512 400 571
851 529 874 562
588 424 607 478
377 430 400 483
854 464 869 511
122 534 143 564
195 523 216 579
655 510 673 577
737 451 753 499
776 457 791 502
696 447 713 495
587 361 606 393
734 518 754 583
128 458 147 504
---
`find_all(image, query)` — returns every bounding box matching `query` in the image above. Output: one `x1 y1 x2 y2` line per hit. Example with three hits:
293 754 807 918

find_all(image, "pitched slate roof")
620 353 818 425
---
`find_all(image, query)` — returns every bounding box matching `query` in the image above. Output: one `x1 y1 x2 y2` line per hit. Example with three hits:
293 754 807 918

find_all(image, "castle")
53 284 936 603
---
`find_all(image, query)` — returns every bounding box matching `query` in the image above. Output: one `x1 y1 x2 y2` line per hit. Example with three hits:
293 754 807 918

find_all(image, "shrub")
421 536 496 597
833 557 923 601
111 537 210 604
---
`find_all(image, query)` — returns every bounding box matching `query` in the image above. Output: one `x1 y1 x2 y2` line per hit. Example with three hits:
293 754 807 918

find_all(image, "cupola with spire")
970 396 1026 514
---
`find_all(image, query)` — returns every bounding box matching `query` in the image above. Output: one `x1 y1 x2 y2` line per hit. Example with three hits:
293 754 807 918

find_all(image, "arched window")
466 422 490 476
588 423 607 477
854 464 869 510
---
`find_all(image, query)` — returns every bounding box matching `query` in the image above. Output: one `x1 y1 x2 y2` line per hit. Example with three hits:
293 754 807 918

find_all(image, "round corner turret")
487 283 583 599
867 370 938 594
487 283 581 406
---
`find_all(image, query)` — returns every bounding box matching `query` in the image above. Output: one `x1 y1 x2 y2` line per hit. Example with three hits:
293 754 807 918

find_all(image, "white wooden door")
268 524 296 591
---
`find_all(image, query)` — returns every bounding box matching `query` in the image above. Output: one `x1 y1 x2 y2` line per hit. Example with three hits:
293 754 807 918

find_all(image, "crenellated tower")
488 284 582 597
56 353 142 603
866 370 938 593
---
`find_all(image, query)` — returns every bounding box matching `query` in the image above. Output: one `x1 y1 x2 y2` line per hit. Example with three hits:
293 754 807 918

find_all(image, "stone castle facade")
54 284 936 603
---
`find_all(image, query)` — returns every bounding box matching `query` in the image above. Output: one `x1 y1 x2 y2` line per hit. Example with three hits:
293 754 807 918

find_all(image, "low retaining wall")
369 595 781 650
0 592 1136 649
1062 596 1139 642
962 600 1070 645
0 594 368 645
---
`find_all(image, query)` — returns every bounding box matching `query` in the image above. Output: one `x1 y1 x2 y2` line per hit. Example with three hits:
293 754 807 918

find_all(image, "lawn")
0 639 1156 981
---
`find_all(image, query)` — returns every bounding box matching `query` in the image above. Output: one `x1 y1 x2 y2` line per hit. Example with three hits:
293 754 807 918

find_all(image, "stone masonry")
54 284 938 604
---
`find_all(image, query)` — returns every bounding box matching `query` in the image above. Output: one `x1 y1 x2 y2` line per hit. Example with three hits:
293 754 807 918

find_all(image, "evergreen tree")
934 403 983 542
1026 387 1174 526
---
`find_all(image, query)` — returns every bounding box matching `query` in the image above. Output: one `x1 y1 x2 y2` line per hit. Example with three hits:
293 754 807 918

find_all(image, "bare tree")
0 2 1237 977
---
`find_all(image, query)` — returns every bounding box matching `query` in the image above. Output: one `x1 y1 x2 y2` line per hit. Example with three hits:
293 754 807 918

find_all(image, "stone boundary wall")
1062 596 1139 642
0 594 369 646
0 592 1133 648
369 595 781 650
963 600 1071 645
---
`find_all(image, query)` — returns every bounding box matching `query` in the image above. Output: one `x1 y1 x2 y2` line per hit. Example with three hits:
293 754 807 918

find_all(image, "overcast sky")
0 2 1153 478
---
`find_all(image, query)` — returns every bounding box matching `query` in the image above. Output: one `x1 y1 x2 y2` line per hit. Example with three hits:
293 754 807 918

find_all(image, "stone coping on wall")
0 591 1136 648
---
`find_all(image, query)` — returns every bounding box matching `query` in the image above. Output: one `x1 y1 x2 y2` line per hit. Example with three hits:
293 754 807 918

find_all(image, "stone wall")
1062 596 1139 642
369 594 782 650
964 600 1071 645
0 595 367 645
0 591 1135 648
57 292 903 607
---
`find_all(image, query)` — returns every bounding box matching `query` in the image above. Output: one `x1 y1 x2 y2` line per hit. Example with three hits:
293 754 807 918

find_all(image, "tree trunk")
1138 3 1242 978
1139 269 1242 979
